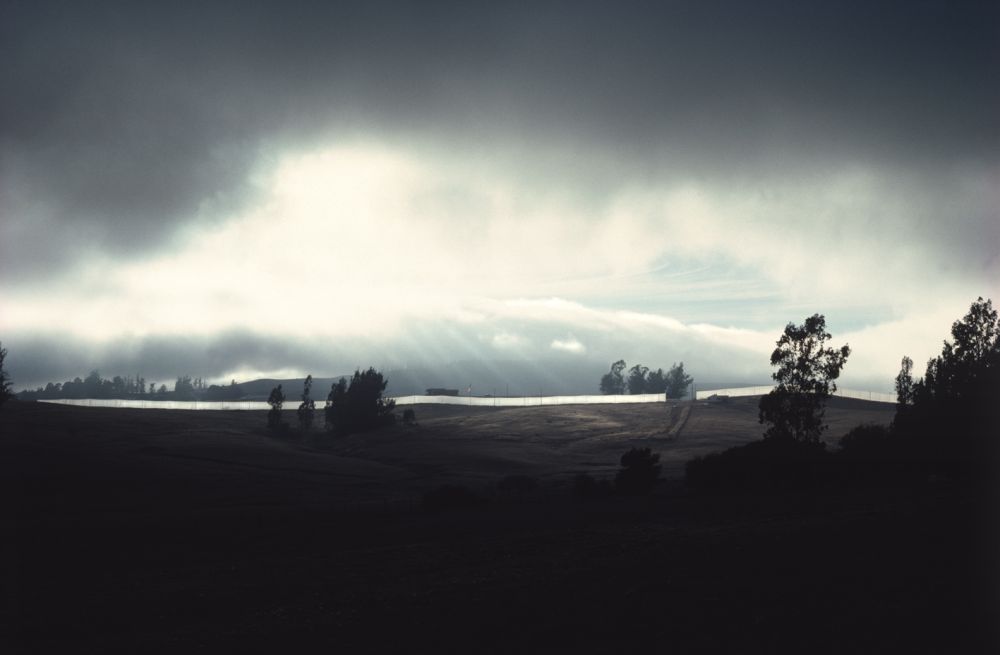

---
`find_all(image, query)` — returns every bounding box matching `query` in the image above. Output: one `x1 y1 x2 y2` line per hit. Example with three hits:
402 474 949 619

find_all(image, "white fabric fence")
38 387 893 410
39 393 669 411
40 399 275 410
696 386 895 403
391 393 668 407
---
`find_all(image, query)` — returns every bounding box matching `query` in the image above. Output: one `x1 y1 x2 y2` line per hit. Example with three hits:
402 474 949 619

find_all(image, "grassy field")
4 397 894 506
2 399 991 653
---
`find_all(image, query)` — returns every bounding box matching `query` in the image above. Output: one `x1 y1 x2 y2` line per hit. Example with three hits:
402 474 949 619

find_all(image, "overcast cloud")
1 1 997 391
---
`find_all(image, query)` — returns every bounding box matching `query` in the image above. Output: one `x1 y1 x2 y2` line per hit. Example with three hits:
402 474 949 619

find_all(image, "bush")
573 473 613 500
836 423 951 484
838 423 894 456
421 484 487 511
685 439 828 492
615 448 661 495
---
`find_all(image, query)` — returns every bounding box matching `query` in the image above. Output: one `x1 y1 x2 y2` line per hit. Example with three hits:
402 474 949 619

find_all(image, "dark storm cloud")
4 330 341 388
2 0 997 279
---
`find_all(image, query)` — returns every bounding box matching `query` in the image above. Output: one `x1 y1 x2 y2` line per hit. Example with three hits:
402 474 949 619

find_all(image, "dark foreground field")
2 400 995 653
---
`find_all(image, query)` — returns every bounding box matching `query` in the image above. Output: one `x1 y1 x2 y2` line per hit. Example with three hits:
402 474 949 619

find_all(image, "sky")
2 0 998 393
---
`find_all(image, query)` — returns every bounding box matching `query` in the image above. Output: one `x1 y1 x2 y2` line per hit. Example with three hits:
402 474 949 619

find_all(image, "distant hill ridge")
233 371 769 401
16 360 772 401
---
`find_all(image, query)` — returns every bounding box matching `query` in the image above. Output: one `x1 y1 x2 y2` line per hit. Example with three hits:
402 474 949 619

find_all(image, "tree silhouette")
896 297 999 451
267 384 285 431
645 368 668 393
615 447 661 495
83 370 108 398
758 314 850 443
627 364 649 394
600 360 627 395
324 377 347 431
664 362 692 398
894 356 914 408
325 369 395 435
0 342 11 409
297 374 315 432
174 375 196 400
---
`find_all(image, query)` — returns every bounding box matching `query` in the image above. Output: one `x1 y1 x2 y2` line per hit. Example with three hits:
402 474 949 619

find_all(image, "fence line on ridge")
37 386 895 410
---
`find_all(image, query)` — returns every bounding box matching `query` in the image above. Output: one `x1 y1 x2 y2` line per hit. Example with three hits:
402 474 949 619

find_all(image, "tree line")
687 296 999 490
265 368 396 437
883 296 998 461
599 360 692 397
751 296 998 454
15 371 240 401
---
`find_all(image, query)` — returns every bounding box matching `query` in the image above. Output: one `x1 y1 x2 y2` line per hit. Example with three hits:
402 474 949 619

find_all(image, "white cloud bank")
2 139 995 389
551 336 586 354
